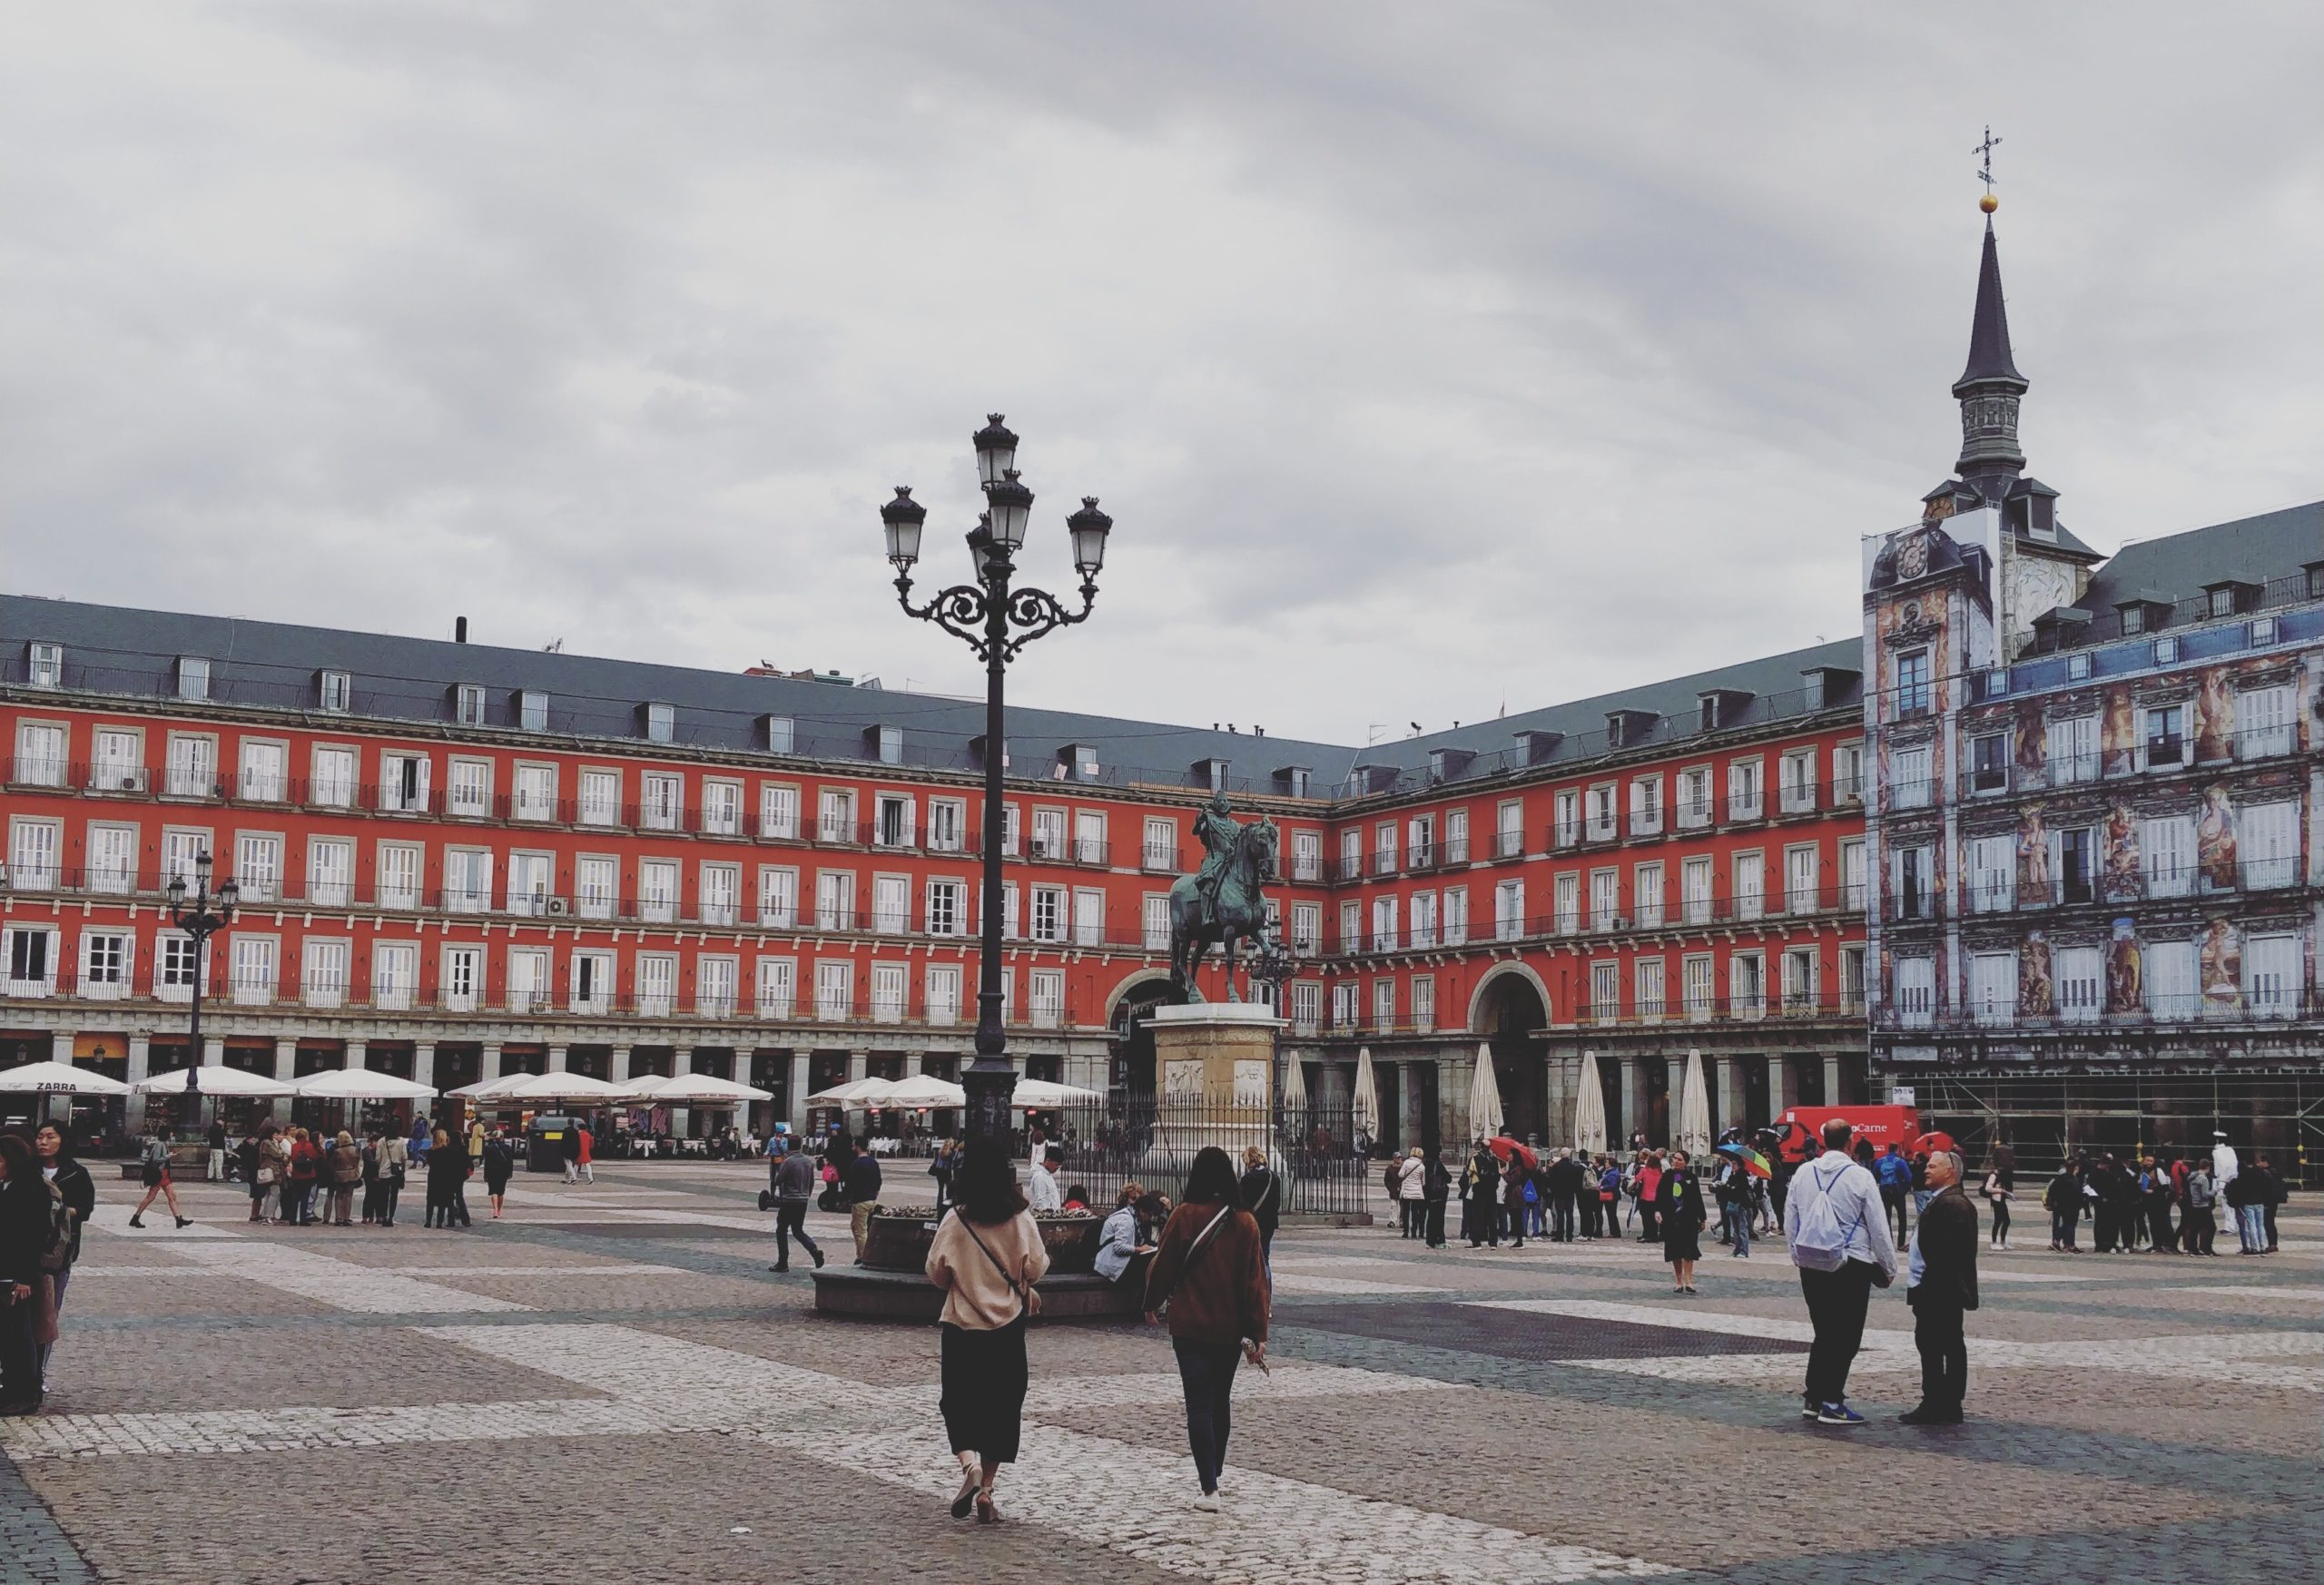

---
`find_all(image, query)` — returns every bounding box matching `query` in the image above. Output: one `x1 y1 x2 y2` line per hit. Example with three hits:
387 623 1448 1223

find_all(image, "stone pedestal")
1147 1003 1282 1169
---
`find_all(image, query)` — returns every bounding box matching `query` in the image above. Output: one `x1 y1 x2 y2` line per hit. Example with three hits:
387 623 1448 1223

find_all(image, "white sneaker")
1193 1491 1220 1512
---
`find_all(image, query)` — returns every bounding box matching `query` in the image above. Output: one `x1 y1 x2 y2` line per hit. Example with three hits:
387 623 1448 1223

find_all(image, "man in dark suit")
1902 1148 1979 1424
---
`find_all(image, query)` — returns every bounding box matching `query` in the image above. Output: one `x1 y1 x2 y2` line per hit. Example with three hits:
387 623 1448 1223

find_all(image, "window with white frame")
1443 808 1469 863
2045 714 2097 784
637 857 678 923
1589 868 1619 930
874 792 915 849
1442 886 1468 946
231 936 278 1005
497 946 542 1015
80 930 128 997
1682 953 1715 1020
1293 828 1322 880
1493 879 1523 941
5 925 56 991
1372 977 1395 1030
755 957 796 1019
927 798 965 852
1409 890 1437 949
2141 704 2187 771
300 939 350 1009
504 852 552 916
579 768 621 825
698 956 739 1018
1290 901 1320 956
1029 970 1064 1028
635 951 678 1017
1727 758 1764 820
763 715 795 754
925 963 962 1025
1779 749 1817 812
166 733 217 798
1554 873 1580 934
1404 813 1435 869
1411 974 1434 1029
1143 817 1177 871
927 878 966 937
1833 741 1865 801
7 819 59 890
513 763 556 821
307 837 353 907
2241 802 2298 889
1370 895 1398 951
1781 946 1817 1010
1893 845 1934 920
1073 888 1105 947
1374 822 1396 872
995 880 1019 940
1074 810 1107 865
756 865 798 928
1732 852 1764 921
814 871 854 930
1675 855 1708 925
378 750 429 812
1633 861 1664 928
158 933 199 1000
1890 744 1932 809
14 723 65 787
160 829 206 890
2235 685 2293 759
2245 933 2299 1019
2145 939 2197 1020
1966 833 2014 912
233 832 282 903
1839 839 1867 911
818 789 855 843
1585 784 1617 841
1000 804 1020 858
1292 980 1321 1035
1590 960 1620 1020
93 729 143 793
1784 845 1818 914
1635 957 1666 1018
2053 823 2098 906
2142 813 2194 898
2051 946 2097 1023
1677 766 1712 826
576 855 618 920
1496 800 1522 858
447 757 491 817
177 656 211 701
87 822 136 894
1730 952 1766 1018
518 690 549 732
699 861 741 926
316 669 351 711
373 942 419 1010
645 703 675 743
1032 807 1067 861
1332 980 1359 1029
444 847 492 914
1552 790 1581 847
1895 956 1935 1028
453 684 487 726
1839 945 1866 1010
377 842 421 910
313 746 361 810
1029 885 1065 942
1629 775 1663 834
1966 951 2013 1025
26 643 62 687
701 778 744 834
759 783 799 839
640 771 683 831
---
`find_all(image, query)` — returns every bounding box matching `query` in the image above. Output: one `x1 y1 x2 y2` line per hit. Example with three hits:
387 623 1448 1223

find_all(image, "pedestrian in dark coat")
1462 1144 1501 1249
1902 1150 1979 1424
1655 1151 1706 1293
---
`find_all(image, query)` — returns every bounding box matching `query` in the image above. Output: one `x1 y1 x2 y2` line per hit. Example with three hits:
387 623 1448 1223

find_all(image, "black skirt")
1662 1220 1702 1264
940 1316 1029 1464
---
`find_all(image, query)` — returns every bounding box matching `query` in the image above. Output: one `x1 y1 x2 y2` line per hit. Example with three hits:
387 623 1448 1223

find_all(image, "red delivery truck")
1772 1104 1921 1167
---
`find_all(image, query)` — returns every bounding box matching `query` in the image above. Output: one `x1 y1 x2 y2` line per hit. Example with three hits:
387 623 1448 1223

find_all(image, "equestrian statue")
1167 788 1280 1002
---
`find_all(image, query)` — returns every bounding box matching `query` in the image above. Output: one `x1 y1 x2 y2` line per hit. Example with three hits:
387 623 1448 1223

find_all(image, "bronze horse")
1167 817 1279 1002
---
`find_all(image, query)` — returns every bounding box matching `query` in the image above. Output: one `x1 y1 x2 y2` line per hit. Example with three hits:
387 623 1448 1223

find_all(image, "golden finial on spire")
1974 125 2002 213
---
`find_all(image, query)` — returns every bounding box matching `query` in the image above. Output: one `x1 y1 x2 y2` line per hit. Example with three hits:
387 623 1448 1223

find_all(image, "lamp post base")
960 1061 1018 1146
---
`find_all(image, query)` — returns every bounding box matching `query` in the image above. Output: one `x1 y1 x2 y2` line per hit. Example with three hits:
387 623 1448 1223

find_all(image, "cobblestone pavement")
5 1166 2316 1582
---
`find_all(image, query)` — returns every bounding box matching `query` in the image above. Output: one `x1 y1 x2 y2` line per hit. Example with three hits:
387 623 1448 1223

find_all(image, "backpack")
1788 1157 1865 1273
36 1181 74 1274
1521 1176 1539 1205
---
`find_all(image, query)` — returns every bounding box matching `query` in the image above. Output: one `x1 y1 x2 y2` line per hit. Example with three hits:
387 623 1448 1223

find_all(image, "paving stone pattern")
5 1165 2317 1582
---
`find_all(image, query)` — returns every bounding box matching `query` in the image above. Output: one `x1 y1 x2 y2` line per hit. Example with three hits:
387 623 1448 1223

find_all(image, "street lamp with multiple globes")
881 415 1114 1143
164 851 239 1127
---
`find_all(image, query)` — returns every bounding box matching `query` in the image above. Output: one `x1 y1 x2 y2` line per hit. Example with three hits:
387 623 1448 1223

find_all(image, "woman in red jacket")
1142 1146 1269 1512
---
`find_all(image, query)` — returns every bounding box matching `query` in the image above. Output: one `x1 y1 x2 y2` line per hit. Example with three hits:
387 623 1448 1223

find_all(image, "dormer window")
1056 743 1099 782
177 656 210 701
1276 765 1312 798
871 725 902 765
644 702 675 743
2119 604 2146 635
1193 757 1230 791
763 714 794 754
518 689 549 732
25 642 62 688
318 670 351 712
454 684 487 725
2203 580 2259 619
1428 748 1473 783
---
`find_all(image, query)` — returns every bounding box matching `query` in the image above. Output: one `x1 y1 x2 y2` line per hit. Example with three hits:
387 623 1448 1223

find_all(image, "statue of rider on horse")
1168 788 1280 1002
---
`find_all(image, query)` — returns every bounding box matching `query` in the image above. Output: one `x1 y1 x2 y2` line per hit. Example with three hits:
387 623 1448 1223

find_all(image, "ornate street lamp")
165 852 239 1128
882 416 1114 1143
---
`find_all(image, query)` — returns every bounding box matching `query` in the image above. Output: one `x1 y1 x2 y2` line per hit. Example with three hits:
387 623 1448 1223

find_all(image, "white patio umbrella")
629 1073 773 1107
445 1072 537 1101
291 1068 438 1101
133 1066 294 1098
1676 1048 1713 1157
1008 1078 1102 1109
1351 1047 1381 1142
881 1073 969 1108
803 1077 894 1108
0 1060 131 1096
1467 1043 1503 1141
499 1070 631 1105
1280 1054 1308 1109
1571 1049 1609 1156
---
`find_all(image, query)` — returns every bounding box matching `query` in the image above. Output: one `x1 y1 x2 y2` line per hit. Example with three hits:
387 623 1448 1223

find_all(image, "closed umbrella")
1351 1047 1380 1144
0 1060 131 1096
1467 1043 1502 1141
1677 1048 1713 1157
1280 1053 1308 1110
1571 1049 1609 1156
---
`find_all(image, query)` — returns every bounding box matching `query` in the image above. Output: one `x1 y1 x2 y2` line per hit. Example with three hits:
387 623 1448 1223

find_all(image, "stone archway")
1472 966 1551 1144
1106 971 1179 1097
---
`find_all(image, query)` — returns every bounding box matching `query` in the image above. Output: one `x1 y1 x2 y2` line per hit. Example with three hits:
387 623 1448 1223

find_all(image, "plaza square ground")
2 1162 2316 1584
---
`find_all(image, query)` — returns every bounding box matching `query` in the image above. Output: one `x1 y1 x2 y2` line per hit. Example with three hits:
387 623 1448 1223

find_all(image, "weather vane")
1974 124 2002 214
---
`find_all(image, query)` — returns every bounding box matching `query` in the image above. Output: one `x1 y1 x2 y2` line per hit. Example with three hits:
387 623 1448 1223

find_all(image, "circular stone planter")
860 1206 1101 1274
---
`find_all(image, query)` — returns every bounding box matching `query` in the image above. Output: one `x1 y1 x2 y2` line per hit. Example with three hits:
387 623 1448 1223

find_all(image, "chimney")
455 616 468 644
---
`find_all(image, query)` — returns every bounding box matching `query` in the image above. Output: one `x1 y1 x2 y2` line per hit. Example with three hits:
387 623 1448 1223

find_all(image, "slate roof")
0 592 1861 800
1954 220 2025 393
2080 500 2324 625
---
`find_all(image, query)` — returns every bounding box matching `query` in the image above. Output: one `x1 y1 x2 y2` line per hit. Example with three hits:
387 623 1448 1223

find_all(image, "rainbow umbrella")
1717 1141 1775 1179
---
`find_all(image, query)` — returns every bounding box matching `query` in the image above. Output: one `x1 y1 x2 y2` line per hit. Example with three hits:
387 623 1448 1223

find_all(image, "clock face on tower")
1897 533 1929 580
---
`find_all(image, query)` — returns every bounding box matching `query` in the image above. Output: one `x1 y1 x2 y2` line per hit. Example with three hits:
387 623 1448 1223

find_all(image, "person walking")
1462 1141 1501 1249
128 1129 191 1230
1902 1147 1978 1424
768 1144 825 1274
327 1131 362 1226
1547 1149 1581 1244
1981 1157 2014 1251
284 1127 322 1226
32 1125 91 1379
1421 1148 1450 1247
425 1127 470 1228
1500 1155 1530 1250
2043 1163 2083 1252
256 1124 289 1225
576 1121 596 1186
377 1125 408 1228
1784 1117 1899 1427
1657 1150 1706 1293
1874 1144 1913 1245
1718 1156 1755 1258
1239 1146 1281 1279
0 1133 56 1414
559 1118 584 1186
481 1129 517 1219
843 1136 883 1262
2181 1161 2219 1255
2143 1154 2177 1254
1636 1153 1663 1243
1143 1146 1269 1513
927 1137 959 1217
2251 1154 2285 1254
1597 1157 1621 1243
924 1135 1048 1526
1393 1147 1425 1239
206 1119 230 1183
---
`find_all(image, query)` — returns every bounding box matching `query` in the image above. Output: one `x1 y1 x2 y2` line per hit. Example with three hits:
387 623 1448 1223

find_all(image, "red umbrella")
1914 1131 1958 1155
1486 1137 1538 1170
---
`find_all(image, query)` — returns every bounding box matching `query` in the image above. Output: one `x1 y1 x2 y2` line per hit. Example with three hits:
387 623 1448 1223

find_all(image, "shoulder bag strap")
955 1214 1030 1314
1148 1205 1234 1313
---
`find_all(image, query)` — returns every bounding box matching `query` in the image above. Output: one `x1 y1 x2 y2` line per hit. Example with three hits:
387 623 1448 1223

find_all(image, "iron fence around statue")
1035 1096 1374 1216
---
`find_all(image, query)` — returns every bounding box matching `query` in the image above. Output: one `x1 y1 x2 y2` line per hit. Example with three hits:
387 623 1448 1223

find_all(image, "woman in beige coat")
924 1134 1049 1525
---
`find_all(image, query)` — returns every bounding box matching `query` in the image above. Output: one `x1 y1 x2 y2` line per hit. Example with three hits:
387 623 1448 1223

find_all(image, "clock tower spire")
1952 141 2027 500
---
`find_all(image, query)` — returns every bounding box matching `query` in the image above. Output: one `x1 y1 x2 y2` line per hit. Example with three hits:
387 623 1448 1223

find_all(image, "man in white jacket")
2210 1132 2240 1200
1785 1118 1899 1427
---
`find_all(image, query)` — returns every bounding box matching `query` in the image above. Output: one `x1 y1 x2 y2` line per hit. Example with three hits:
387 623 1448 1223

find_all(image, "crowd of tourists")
2033 1136 2289 1255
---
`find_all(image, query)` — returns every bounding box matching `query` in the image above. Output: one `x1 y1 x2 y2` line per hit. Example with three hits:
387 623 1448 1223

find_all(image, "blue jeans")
1730 1208 1751 1256
2237 1204 2268 1252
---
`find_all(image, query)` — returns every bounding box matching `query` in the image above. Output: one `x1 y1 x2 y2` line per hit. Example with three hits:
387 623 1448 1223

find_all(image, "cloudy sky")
6 3 2319 744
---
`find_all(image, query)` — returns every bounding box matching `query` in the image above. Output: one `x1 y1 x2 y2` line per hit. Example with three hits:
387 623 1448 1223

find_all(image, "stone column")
1822 1055 1843 1111
202 1037 225 1067
126 1032 153 1133
1720 1057 1748 1137
273 1039 297 1080
846 1049 869 1084
546 1045 568 1073
1775 1054 1803 1116
49 1030 72 1063
609 1046 633 1084
788 1051 811 1133
481 1043 505 1083
1618 1056 1641 1148
411 1041 437 1092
